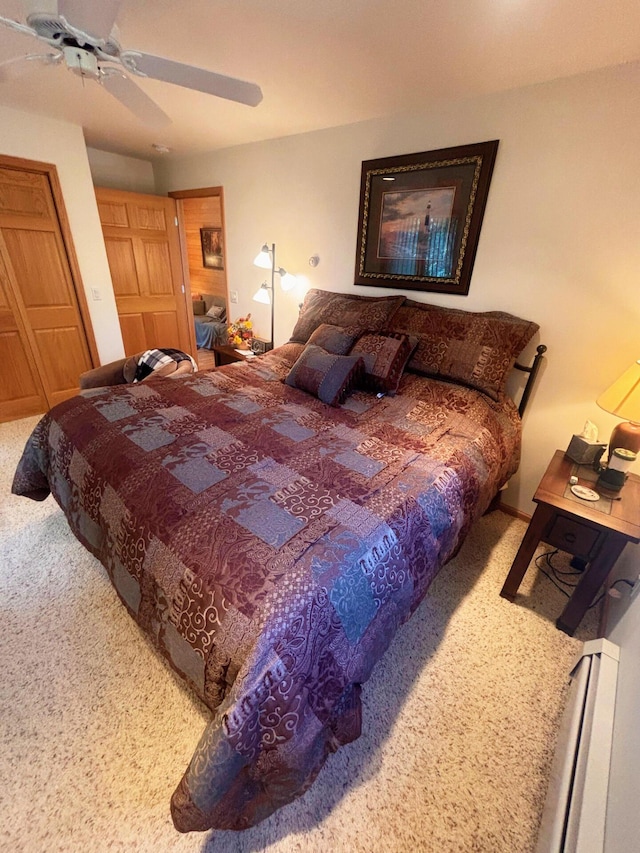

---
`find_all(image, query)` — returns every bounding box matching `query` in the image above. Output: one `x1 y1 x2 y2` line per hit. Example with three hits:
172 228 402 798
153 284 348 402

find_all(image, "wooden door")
0 163 94 420
0 246 48 421
95 187 191 356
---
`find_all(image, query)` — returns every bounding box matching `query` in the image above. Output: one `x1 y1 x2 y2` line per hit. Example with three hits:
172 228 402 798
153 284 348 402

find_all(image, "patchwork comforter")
12 343 522 832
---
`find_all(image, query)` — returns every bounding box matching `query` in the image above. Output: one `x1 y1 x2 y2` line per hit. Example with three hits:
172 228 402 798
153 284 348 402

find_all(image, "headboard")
513 344 547 417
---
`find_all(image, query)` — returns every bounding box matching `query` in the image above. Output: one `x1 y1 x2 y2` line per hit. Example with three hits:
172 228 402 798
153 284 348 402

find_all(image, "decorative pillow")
385 300 539 401
290 289 404 344
192 300 206 316
285 345 364 406
307 323 360 355
349 332 418 395
206 304 225 320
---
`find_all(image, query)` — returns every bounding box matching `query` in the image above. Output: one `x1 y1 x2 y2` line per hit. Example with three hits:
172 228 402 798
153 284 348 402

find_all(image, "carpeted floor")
0 416 597 853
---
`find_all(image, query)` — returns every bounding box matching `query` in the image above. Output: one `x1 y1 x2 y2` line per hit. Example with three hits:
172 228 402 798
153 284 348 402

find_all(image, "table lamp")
596 359 640 459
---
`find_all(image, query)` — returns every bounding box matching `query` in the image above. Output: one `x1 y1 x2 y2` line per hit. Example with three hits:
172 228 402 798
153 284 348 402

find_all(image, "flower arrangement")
227 314 253 348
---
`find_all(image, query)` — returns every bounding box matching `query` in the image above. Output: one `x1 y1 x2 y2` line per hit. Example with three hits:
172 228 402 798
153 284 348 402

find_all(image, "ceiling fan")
0 0 263 128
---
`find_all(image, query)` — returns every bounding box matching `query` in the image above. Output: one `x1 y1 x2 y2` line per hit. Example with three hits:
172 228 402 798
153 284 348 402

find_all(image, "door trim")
0 153 99 368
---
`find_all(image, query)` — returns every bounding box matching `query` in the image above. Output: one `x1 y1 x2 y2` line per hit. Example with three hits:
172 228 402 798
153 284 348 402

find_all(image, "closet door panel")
0 249 47 421
1 227 92 405
33 326 91 399
0 166 56 222
0 158 98 421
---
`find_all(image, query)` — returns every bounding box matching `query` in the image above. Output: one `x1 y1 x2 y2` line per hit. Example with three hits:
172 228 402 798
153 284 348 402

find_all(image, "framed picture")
200 227 224 270
354 140 499 295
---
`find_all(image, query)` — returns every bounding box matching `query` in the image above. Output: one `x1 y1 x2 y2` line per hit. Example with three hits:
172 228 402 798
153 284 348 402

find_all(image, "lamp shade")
253 245 272 270
597 360 640 422
597 359 640 458
279 270 297 291
253 285 271 305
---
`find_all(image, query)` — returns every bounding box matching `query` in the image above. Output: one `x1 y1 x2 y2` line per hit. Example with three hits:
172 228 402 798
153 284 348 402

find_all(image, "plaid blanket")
133 348 198 382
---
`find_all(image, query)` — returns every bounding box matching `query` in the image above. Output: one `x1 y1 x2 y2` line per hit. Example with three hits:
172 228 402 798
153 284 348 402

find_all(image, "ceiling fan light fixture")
151 143 171 154
62 45 99 79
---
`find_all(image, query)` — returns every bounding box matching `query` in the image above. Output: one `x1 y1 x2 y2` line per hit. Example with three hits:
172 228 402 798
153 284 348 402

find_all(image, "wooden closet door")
0 164 93 416
95 187 191 356
0 247 48 421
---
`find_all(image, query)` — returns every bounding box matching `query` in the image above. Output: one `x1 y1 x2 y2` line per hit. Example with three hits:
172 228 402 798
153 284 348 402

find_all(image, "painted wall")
155 61 640 515
86 147 157 195
0 106 123 363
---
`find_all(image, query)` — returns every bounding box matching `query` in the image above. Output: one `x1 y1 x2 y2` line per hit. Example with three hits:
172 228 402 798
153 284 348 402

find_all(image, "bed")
12 289 542 833
193 294 228 350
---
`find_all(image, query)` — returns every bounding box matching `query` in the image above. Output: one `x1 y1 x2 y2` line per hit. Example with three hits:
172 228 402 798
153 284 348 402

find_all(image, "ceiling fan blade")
121 51 263 107
58 0 122 42
0 13 38 40
0 52 61 81
101 69 172 129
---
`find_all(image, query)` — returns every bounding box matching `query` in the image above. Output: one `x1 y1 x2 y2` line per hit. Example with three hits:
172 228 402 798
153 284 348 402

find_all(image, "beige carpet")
0 416 597 853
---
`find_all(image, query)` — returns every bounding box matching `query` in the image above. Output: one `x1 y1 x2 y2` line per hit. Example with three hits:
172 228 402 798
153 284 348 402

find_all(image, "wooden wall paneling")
184 195 226 299
169 187 228 310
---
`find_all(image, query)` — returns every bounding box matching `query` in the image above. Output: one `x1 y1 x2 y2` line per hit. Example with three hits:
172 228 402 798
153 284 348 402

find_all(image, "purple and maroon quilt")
12 342 522 832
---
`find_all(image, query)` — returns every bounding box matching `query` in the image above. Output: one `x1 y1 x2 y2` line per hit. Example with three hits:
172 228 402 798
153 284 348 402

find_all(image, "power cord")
536 548 635 608
589 578 635 610
535 549 582 597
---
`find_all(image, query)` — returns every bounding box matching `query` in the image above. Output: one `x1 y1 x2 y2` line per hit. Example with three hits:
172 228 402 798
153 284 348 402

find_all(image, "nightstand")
212 345 256 367
500 450 640 635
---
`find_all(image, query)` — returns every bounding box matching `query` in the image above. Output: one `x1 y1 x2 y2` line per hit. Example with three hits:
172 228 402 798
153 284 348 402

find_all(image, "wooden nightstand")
500 450 640 635
212 345 256 367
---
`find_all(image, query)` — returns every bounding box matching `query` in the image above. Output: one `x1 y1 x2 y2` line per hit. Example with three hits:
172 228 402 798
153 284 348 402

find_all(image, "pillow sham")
307 323 360 355
192 300 206 316
206 304 225 320
290 289 404 344
285 345 364 406
385 300 539 401
349 332 417 395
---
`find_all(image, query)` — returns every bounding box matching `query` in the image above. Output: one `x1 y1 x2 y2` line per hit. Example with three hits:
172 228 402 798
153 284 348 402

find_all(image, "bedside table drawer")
544 515 602 559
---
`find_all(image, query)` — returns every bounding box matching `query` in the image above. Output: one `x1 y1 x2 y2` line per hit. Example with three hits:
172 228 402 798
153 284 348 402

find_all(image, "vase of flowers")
227 314 253 348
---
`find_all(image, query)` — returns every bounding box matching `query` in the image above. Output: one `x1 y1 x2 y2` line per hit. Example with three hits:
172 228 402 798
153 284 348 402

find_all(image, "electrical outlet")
229 290 238 304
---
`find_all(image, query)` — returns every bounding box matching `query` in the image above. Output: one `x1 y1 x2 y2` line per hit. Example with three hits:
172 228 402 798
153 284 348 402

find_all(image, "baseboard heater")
536 638 619 853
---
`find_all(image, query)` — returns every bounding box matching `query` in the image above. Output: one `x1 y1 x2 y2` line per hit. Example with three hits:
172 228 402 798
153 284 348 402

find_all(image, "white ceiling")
1 0 639 162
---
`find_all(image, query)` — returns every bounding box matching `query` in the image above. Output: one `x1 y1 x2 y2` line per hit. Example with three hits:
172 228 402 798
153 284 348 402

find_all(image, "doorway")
168 187 228 371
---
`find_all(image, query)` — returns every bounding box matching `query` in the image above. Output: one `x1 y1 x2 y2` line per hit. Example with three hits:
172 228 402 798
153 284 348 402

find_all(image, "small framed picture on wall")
200 227 224 270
